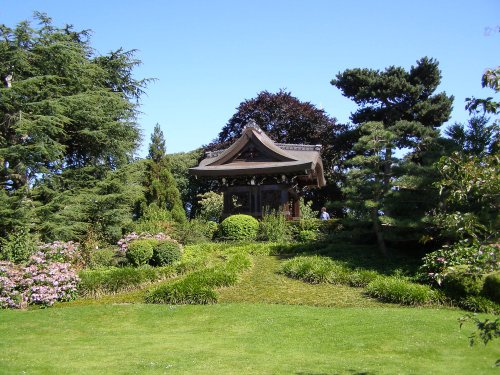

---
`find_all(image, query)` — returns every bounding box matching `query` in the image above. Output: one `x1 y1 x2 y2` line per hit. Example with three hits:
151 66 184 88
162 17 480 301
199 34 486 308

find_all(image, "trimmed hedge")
219 215 259 241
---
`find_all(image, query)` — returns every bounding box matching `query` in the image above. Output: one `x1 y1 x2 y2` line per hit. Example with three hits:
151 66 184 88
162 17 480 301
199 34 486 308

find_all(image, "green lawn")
0 303 497 374
1 247 498 374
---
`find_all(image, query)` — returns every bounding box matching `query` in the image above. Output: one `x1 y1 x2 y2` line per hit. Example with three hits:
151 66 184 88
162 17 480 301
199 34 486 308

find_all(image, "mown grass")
0 303 497 374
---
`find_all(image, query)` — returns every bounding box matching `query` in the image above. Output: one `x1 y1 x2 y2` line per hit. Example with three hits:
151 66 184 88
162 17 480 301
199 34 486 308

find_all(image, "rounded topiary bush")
150 240 182 266
126 239 156 266
219 214 259 241
483 271 500 303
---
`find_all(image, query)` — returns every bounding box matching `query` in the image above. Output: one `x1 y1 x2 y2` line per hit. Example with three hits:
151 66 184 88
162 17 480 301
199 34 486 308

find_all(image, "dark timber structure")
189 121 326 219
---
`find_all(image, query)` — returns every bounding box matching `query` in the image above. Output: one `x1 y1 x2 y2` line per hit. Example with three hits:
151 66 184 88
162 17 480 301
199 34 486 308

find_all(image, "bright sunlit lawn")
1 248 498 374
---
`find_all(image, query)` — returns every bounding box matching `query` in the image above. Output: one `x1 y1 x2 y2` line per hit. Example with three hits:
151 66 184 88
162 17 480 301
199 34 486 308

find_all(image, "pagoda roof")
189 122 326 187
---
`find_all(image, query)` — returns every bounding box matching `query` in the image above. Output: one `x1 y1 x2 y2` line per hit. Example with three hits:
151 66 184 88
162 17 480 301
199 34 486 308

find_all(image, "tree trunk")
370 207 388 257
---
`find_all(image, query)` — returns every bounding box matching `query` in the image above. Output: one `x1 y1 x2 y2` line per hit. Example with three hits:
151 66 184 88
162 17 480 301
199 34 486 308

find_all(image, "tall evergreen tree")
0 13 148 242
144 124 185 223
332 58 454 253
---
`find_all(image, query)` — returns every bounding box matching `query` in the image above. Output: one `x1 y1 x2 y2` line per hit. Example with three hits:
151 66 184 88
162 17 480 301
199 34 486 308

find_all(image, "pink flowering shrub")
0 242 80 309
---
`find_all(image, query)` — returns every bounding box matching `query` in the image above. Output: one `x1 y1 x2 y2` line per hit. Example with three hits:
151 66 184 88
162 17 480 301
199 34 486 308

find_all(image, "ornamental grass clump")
366 276 438 306
78 265 177 297
279 256 349 284
145 252 252 305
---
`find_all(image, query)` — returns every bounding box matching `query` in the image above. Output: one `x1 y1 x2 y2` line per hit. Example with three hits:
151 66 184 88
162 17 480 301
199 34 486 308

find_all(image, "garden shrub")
0 227 38 264
366 276 438 305
126 239 156 266
145 283 217 305
458 295 499 314
419 240 499 285
173 219 217 244
441 265 484 299
297 230 318 242
219 214 259 241
0 250 79 308
87 248 115 269
258 211 291 242
483 271 500 303
150 241 182 266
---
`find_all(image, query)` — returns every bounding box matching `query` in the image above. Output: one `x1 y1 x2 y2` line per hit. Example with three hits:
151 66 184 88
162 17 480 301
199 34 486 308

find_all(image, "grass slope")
0 303 497 374
219 255 385 307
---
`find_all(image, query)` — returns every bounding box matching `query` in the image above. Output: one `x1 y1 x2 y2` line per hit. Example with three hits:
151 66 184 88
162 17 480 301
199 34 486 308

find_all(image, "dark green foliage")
332 58 454 253
483 272 500 304
126 239 155 266
441 266 484 300
172 219 218 244
87 248 116 269
0 14 146 243
78 266 176 297
150 241 182 266
366 276 438 305
219 215 259 241
143 124 186 224
458 296 499 314
145 283 217 305
0 227 37 263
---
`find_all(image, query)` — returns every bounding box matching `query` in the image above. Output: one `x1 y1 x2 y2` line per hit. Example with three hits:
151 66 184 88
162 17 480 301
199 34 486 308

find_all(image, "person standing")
320 207 330 220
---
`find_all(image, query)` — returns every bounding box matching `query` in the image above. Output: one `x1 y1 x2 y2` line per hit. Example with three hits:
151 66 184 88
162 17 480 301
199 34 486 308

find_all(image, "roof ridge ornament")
244 119 262 133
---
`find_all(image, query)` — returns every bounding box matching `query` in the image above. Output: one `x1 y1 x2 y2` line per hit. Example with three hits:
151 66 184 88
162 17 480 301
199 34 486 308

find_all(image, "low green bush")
126 239 156 266
173 219 217 244
297 230 318 242
366 276 438 305
150 241 182 266
219 215 259 241
78 265 176 297
482 271 500 304
458 295 500 314
145 283 217 305
441 265 484 299
87 248 115 269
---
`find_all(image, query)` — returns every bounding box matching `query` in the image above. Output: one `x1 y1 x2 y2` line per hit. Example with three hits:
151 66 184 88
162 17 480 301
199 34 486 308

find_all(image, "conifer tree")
144 124 186 223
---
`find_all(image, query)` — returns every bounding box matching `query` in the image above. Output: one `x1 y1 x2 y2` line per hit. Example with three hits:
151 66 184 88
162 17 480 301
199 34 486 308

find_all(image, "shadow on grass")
271 238 422 277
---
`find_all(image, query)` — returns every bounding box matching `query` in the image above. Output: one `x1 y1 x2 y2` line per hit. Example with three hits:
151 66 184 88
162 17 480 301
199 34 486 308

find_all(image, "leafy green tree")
332 58 454 252
144 124 185 223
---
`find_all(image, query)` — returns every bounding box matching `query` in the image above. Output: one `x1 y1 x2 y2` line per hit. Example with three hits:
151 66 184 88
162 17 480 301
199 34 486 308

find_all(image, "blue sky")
1 0 499 156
